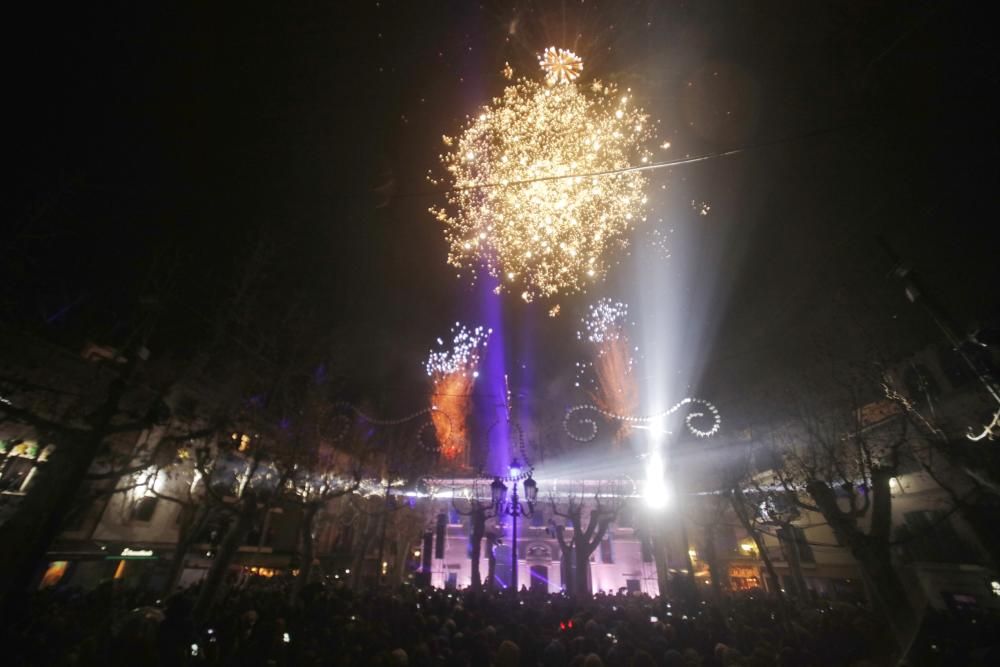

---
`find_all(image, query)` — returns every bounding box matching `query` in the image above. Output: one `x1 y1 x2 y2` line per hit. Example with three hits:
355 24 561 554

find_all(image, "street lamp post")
491 458 538 592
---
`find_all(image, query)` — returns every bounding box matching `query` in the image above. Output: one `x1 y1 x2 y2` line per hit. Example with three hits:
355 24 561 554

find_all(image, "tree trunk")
393 536 414 586
806 479 915 651
162 503 211 595
702 524 725 603
729 489 787 605
553 525 576 595
469 519 483 592
676 515 698 599
290 503 319 605
574 541 592 595
957 499 1000 568
486 532 497 592
350 511 379 592
853 541 917 649
644 518 672 599
194 496 256 622
778 523 809 600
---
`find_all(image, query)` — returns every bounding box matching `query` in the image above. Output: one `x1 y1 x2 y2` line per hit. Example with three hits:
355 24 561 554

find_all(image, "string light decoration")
429 53 655 302
577 299 638 444
425 324 492 462
564 398 722 443
326 403 444 455
538 46 583 85
477 420 534 482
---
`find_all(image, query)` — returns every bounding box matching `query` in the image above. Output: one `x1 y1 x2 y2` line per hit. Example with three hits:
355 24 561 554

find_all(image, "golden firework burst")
538 46 583 85
430 76 654 301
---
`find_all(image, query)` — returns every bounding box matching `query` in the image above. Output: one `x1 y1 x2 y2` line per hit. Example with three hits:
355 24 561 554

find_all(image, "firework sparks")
577 299 638 444
648 222 674 259
538 46 583 85
579 298 630 344
430 69 655 302
425 324 491 463
425 324 491 377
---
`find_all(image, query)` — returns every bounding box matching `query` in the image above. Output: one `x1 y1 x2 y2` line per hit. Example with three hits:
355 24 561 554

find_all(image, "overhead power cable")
397 121 860 200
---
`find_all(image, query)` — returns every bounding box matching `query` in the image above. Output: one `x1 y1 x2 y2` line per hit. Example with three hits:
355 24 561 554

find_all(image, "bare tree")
275 385 372 604
549 480 627 595
688 492 733 603
0 326 174 612
282 448 362 604
757 361 918 650
882 368 1000 568
452 479 499 591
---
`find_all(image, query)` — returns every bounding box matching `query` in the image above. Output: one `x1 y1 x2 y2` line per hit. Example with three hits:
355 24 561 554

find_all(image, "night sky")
4 1 997 428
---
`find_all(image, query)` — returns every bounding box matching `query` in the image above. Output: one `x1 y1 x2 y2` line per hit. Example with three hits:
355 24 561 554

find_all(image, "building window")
936 345 974 390
617 505 634 528
530 565 549 591
777 526 814 563
640 535 653 563
0 441 46 493
526 543 551 559
131 496 159 522
62 498 92 532
0 456 36 493
900 510 971 562
903 362 941 405
599 536 613 564
531 506 545 527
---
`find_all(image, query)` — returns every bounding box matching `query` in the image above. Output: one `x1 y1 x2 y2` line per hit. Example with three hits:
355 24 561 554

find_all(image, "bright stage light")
647 416 667 439
643 450 670 509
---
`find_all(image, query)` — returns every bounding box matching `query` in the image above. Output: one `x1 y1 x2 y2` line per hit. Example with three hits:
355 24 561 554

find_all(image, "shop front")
43 544 168 591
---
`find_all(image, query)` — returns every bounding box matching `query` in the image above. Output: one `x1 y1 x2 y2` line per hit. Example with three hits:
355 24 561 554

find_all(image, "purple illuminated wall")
479 281 510 475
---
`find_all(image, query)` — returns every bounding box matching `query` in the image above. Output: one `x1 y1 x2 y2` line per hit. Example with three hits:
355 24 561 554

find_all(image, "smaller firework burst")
579 298 630 345
425 324 492 378
576 298 638 445
538 46 583 85
574 359 596 389
426 323 491 463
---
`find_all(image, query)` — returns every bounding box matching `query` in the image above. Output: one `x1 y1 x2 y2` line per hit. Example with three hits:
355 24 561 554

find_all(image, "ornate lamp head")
523 475 538 504
491 477 508 507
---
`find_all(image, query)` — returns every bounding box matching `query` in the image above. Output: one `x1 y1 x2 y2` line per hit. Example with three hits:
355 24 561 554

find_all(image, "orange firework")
431 374 474 463
592 336 638 420
426 324 491 464
579 299 637 446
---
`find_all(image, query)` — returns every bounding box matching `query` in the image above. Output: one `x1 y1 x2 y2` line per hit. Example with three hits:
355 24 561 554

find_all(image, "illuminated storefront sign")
107 547 156 560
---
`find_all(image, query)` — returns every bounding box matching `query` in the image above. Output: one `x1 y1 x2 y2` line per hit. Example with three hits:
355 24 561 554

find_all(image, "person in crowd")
4 574 998 666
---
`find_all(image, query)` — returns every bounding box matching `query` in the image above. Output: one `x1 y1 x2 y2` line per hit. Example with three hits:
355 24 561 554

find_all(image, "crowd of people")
5 576 998 666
